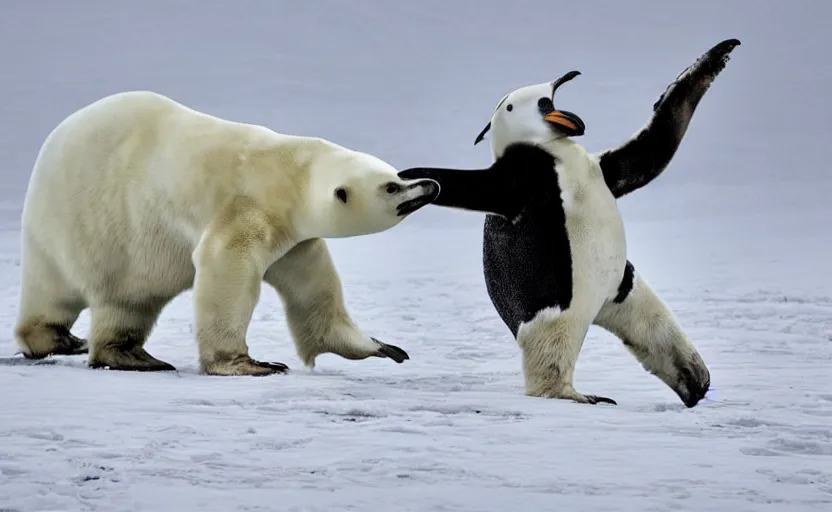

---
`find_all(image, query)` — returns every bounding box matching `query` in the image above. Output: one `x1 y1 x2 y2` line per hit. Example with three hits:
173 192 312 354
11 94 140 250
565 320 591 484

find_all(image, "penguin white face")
475 71 586 159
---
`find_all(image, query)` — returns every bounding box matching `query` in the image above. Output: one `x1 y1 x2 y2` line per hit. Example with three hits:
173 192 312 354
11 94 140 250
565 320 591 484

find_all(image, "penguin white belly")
558 159 627 317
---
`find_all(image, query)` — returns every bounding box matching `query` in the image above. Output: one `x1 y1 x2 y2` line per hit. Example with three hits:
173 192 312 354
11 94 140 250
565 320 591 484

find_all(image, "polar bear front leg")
262 238 409 368
516 307 616 405
192 200 292 376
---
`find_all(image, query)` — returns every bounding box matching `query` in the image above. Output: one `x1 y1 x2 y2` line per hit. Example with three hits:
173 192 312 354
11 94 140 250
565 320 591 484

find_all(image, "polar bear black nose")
420 179 440 201
405 178 439 202
395 179 440 217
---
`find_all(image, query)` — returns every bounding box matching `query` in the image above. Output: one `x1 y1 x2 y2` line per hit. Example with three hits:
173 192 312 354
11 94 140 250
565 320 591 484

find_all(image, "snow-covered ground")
1 1 831 511
2 189 830 511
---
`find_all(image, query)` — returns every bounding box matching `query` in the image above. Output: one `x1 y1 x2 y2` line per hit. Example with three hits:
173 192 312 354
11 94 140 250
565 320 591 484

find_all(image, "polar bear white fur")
14 90 439 376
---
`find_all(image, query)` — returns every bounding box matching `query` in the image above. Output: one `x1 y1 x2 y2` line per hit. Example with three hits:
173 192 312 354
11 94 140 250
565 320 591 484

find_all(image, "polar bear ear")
335 187 348 204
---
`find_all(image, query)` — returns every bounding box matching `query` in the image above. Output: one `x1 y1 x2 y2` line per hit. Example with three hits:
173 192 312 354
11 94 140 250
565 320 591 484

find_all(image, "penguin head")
474 70 585 158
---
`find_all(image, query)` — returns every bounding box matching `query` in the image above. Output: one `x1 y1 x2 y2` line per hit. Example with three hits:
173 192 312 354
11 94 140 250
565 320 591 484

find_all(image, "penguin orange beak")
543 109 585 137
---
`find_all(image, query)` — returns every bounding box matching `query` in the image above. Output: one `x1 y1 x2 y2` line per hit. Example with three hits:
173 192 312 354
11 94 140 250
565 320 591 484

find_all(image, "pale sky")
2 1 828 214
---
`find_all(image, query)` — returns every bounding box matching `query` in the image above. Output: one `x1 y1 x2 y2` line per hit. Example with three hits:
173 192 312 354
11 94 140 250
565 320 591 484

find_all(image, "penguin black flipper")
596 38 741 199
398 143 557 223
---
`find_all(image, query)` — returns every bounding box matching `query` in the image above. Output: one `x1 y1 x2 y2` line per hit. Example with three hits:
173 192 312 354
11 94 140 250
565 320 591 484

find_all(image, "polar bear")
14 90 440 376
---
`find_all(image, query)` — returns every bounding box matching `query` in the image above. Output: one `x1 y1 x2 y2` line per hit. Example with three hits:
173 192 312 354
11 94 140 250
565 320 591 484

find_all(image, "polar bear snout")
395 178 440 216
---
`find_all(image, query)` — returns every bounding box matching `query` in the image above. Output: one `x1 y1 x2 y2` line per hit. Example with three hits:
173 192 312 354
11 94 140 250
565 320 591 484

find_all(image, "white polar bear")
14 90 439 376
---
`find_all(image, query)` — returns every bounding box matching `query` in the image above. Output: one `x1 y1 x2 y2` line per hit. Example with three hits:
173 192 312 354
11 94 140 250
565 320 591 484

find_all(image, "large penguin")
399 39 741 407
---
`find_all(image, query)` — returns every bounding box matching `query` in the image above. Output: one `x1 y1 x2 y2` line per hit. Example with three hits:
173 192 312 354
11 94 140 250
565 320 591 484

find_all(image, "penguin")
398 39 741 407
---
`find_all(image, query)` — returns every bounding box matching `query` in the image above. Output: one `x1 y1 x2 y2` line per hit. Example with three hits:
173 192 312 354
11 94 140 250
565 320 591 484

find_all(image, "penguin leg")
516 306 616 405
594 265 711 408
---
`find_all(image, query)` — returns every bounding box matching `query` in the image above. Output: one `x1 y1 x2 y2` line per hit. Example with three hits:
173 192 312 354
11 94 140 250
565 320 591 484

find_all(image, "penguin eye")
506 104 513 112
335 187 348 204
385 182 401 194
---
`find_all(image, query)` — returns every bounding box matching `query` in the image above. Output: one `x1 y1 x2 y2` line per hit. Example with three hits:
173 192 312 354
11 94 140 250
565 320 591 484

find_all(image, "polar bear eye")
335 187 348 204
506 104 513 112
385 182 401 194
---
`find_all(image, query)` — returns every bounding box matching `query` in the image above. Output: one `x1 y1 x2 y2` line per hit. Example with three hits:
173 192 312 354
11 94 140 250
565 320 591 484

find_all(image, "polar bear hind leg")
14 239 88 359
86 298 176 371
263 238 409 367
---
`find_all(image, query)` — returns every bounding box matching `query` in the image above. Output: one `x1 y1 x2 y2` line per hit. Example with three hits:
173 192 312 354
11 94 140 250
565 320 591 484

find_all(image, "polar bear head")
301 144 440 239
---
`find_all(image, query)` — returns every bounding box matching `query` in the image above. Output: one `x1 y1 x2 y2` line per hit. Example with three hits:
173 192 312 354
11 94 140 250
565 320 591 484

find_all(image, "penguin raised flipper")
596 38 741 198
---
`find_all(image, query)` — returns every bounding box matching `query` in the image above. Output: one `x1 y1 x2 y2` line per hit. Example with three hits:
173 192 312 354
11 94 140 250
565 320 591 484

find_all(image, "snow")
1 1 831 511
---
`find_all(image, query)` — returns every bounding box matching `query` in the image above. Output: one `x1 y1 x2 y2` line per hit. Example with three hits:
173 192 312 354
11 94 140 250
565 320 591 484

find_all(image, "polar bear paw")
548 389 617 406
202 353 289 376
89 346 176 372
527 383 617 406
49 332 89 357
371 338 410 364
575 394 617 406
16 323 88 359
